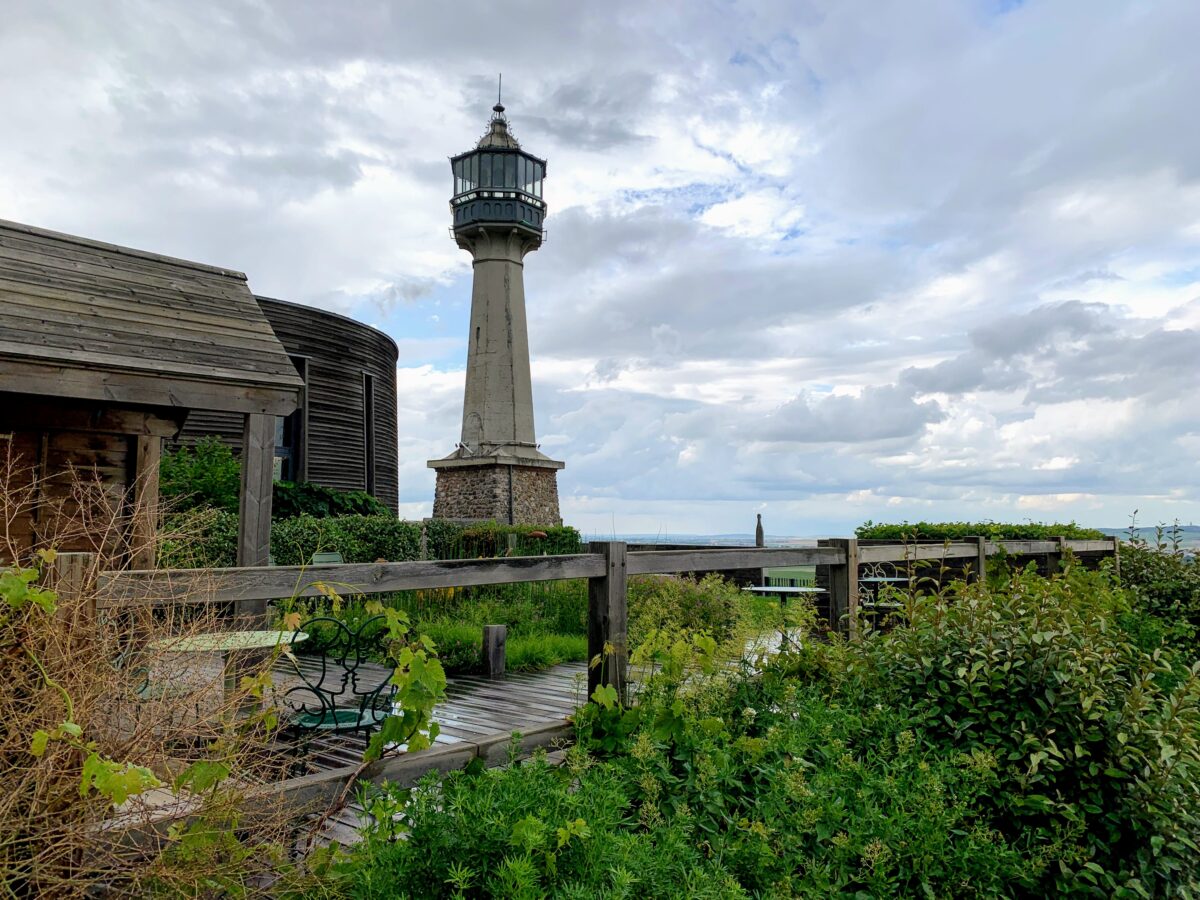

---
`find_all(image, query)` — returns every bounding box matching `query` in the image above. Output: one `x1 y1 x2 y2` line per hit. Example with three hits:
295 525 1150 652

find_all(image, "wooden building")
171 296 400 513
0 218 302 567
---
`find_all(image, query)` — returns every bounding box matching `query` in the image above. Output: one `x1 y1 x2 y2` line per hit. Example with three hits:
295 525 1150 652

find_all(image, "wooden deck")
275 655 586 773
271 656 585 847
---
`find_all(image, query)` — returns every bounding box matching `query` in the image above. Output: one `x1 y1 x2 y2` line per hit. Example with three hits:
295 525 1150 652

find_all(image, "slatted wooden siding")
172 296 400 513
0 397 180 561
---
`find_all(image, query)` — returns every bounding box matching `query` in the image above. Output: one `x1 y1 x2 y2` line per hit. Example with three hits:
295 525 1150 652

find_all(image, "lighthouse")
427 99 564 525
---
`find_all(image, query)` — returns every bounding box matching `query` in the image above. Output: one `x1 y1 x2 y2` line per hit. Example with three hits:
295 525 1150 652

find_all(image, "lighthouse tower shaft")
458 228 537 452
428 101 563 526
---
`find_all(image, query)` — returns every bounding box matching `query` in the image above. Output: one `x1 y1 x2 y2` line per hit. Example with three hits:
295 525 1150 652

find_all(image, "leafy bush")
856 520 1106 540
157 513 421 568
158 508 239 568
426 520 583 559
1119 539 1200 654
270 516 421 565
329 645 1032 897
793 564 1200 895
159 437 241 514
627 573 749 648
271 480 391 519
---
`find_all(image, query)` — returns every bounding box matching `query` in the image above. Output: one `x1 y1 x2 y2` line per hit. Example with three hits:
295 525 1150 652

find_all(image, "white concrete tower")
428 99 564 525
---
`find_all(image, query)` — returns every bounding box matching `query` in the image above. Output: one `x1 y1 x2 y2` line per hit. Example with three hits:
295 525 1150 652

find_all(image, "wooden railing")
90 537 1119 700
78 535 1117 843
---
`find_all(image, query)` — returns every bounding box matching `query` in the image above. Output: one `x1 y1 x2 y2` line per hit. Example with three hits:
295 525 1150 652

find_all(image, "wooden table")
148 630 309 711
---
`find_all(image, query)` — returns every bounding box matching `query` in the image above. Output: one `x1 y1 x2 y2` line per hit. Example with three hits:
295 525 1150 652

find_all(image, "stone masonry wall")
433 463 561 526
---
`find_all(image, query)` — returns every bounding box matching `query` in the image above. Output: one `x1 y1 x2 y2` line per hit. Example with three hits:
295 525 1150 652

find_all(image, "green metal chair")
278 615 395 749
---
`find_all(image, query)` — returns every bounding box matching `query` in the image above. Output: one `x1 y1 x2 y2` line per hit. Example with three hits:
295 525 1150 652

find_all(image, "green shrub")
426 520 583 559
158 509 239 568
1120 542 1200 654
157 513 421 568
331 664 1030 897
271 480 391 519
627 573 748 648
270 516 421 565
159 437 241 514
856 520 1106 540
800 564 1200 895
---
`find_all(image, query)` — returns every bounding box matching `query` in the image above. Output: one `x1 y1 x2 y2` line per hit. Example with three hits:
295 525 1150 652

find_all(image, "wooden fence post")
1111 536 1121 581
237 412 275 625
483 625 506 678
1047 535 1066 575
825 538 858 637
45 551 97 655
587 541 627 704
968 536 987 584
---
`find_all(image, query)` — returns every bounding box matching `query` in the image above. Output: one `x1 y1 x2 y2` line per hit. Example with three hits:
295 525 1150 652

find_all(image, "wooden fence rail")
90 536 1119 699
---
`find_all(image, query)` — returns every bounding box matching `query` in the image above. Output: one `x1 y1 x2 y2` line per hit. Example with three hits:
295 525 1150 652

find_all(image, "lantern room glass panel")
504 154 517 189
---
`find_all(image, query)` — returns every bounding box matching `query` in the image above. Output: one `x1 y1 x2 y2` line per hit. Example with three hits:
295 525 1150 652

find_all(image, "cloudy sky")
2 0 1198 537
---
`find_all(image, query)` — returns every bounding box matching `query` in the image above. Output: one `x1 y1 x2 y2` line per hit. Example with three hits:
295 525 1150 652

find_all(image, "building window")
274 356 307 482
363 372 375 495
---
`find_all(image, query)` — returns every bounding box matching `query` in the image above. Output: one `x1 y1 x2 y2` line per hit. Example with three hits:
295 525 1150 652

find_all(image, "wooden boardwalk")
273 657 587 845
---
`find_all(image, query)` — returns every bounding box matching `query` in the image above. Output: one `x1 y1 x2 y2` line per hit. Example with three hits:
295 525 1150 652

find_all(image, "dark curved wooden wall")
172 296 399 513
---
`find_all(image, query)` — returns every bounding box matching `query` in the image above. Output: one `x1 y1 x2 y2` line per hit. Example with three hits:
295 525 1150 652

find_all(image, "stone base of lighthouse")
429 455 564 526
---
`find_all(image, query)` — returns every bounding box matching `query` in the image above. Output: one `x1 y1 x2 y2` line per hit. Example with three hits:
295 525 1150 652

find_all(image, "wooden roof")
0 218 302 416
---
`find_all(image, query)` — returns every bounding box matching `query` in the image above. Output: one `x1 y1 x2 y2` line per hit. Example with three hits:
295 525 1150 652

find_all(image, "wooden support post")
1047 535 1065 575
587 541 627 704
129 435 161 570
968 536 987 584
45 551 96 653
483 625 506 679
1111 536 1121 581
825 538 858 637
237 413 275 626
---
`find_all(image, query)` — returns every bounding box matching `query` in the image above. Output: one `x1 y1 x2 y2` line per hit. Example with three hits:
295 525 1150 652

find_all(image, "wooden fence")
77 535 1117 843
90 537 1119 701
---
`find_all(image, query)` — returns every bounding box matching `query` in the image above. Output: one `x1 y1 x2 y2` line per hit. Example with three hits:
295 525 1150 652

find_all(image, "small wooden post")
237 413 275 625
825 538 858 638
587 541 627 704
1111 536 1121 581
968 536 987 584
1047 535 1064 575
129 435 161 570
45 551 96 653
483 625 507 678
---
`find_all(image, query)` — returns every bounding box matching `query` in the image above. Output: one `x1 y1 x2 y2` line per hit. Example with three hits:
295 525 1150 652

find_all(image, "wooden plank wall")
170 297 400 513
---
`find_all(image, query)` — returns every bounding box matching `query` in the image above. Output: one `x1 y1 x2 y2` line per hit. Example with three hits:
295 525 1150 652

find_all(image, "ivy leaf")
30 730 50 757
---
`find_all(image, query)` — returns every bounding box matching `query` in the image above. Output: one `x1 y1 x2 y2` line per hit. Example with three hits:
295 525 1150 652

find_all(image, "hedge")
159 513 581 569
425 520 582 559
856 520 1106 541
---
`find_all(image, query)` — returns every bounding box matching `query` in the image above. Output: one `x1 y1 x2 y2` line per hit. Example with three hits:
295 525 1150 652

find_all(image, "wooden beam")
824 538 858 636
236 413 274 624
858 543 979 564
0 357 299 416
44 551 95 654
968 536 987 584
95 553 608 607
627 546 843 574
588 541 628 704
128 435 160 570
483 625 506 679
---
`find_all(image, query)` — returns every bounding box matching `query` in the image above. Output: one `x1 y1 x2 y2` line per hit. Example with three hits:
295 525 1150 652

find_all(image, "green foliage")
856 519 1106 540
270 515 421 565
1119 526 1200 654
426 520 583 559
159 436 242 514
791 564 1200 895
328 647 1030 897
158 513 423 569
271 480 391 519
627 573 749 648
